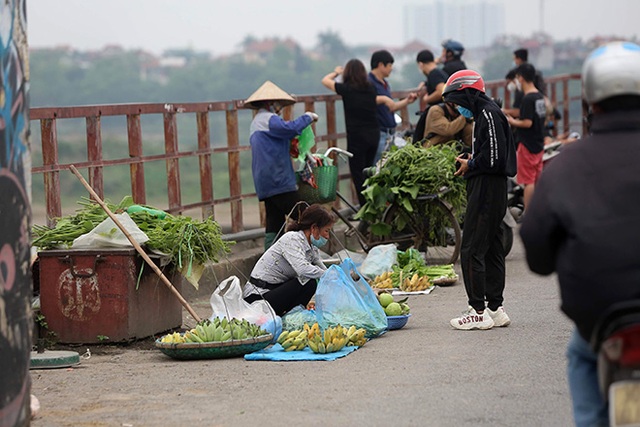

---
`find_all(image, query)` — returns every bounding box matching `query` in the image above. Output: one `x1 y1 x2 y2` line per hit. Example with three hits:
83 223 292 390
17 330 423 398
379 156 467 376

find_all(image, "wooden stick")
69 165 202 323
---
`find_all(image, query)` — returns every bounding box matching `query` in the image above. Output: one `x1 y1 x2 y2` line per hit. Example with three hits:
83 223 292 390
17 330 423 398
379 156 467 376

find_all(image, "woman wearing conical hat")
245 81 319 250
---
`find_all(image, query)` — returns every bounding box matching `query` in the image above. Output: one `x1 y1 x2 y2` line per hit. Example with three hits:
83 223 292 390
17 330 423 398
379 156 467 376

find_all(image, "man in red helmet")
442 69 517 330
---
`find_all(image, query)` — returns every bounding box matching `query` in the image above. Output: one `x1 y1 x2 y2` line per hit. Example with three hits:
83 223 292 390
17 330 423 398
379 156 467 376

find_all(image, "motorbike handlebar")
325 147 353 159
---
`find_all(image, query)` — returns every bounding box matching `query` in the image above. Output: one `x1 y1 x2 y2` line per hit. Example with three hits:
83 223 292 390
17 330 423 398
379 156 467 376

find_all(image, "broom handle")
69 165 202 323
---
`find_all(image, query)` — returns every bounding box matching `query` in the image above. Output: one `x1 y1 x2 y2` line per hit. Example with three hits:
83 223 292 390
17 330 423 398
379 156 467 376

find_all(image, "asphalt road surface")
30 228 575 427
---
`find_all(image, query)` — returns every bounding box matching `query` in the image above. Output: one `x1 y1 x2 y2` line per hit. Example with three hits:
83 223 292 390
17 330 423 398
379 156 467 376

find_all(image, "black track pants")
460 174 507 312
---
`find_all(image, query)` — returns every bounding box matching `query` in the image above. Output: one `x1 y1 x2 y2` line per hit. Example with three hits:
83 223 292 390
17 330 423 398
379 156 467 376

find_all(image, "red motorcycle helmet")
442 70 485 98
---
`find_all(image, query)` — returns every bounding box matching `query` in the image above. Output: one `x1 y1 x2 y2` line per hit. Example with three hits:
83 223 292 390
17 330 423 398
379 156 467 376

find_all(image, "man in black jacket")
520 41 640 427
442 69 516 331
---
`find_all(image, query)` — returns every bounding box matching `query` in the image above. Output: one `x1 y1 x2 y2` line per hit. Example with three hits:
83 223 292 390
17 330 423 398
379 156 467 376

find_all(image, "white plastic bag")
72 213 149 248
359 243 398 279
209 276 282 341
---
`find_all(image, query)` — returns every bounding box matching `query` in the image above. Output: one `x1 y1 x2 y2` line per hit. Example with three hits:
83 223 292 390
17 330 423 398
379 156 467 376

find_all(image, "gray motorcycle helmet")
582 41 640 104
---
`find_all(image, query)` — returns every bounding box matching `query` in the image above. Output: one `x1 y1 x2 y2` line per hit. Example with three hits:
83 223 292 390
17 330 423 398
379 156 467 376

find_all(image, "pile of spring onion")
32 196 233 272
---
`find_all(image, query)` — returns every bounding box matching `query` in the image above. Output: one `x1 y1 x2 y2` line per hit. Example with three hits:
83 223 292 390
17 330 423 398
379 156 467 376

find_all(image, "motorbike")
591 300 640 427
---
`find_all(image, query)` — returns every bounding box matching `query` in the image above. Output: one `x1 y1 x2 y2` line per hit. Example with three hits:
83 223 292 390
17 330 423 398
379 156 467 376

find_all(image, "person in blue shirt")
244 81 318 249
368 50 417 164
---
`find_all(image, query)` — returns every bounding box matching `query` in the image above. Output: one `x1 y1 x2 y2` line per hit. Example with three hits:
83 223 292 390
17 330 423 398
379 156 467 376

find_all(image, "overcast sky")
27 0 640 55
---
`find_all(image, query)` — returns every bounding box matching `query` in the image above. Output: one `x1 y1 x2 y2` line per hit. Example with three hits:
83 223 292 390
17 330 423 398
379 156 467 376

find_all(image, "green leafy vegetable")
388 249 457 287
32 196 233 271
354 142 466 236
32 196 134 249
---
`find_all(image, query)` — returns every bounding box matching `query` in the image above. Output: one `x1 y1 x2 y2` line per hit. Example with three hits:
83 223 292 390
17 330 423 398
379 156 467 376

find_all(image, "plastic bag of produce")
209 276 282 342
296 125 315 163
315 258 387 337
71 213 149 248
281 305 316 331
359 244 397 279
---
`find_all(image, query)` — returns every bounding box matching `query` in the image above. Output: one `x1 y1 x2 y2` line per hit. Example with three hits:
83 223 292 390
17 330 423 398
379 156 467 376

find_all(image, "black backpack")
413 103 459 143
412 104 433 143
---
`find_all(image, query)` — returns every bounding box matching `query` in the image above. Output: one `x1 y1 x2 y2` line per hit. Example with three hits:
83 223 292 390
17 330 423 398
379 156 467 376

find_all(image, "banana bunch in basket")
160 331 186 344
399 273 431 292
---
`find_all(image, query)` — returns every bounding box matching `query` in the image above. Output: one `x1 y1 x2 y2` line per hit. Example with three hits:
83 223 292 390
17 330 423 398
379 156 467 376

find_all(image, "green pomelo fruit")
378 293 394 308
385 302 403 316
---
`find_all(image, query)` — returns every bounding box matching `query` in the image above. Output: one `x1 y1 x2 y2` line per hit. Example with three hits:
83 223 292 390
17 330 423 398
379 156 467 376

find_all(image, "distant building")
403 0 505 49
242 37 300 64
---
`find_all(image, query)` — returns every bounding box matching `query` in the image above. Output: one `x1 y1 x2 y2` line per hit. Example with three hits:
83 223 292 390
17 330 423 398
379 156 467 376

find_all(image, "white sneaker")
486 307 511 327
450 308 494 330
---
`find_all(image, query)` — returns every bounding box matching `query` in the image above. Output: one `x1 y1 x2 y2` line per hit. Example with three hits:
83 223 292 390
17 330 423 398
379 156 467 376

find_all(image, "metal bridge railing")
30 74 583 239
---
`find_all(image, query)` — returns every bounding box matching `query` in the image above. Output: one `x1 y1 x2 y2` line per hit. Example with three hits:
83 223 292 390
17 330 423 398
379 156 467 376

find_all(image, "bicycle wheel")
382 198 461 264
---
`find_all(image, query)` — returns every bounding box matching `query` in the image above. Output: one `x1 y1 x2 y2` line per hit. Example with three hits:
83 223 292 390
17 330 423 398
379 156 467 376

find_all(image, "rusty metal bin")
38 248 182 343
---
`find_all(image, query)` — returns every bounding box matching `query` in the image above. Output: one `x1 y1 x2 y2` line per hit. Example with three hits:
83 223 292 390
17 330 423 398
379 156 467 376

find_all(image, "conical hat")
243 80 296 109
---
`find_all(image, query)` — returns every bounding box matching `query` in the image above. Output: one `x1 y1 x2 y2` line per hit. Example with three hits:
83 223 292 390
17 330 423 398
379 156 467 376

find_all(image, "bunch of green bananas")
182 318 267 343
277 329 308 351
308 325 349 354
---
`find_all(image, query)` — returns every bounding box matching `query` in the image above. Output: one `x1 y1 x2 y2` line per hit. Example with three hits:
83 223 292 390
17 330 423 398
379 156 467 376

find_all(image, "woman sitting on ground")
243 204 336 316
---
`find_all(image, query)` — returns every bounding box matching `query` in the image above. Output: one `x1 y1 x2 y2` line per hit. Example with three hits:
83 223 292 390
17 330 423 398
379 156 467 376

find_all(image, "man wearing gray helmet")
440 39 467 76
520 41 640 427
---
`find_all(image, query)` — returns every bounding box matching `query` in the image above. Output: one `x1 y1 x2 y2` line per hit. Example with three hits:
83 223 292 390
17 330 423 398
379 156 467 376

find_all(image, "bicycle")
296 147 462 265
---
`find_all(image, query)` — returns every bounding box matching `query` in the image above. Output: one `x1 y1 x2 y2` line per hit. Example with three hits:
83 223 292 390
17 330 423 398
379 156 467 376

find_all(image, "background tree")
316 30 351 63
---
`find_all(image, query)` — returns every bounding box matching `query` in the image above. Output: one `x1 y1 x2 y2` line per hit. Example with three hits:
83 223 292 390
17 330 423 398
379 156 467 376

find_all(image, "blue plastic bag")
281 305 316 331
315 258 388 337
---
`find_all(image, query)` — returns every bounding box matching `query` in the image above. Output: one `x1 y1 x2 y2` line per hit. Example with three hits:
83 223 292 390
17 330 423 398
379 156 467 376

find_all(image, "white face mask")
507 81 516 92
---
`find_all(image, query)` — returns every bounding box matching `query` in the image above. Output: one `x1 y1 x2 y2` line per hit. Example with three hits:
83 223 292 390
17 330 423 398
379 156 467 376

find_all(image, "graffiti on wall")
0 0 32 426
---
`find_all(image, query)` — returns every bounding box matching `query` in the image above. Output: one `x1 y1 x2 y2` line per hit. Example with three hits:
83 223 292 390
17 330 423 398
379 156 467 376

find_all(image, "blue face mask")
310 235 328 248
457 106 474 119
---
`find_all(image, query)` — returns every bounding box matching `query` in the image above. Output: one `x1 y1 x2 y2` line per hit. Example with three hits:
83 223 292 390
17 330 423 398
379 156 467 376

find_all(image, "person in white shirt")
243 204 336 315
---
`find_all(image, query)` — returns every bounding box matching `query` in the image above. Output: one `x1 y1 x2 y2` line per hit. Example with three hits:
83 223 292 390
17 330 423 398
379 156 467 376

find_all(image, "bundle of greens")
390 249 457 285
354 142 466 236
32 196 130 249
32 196 233 274
137 213 231 274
